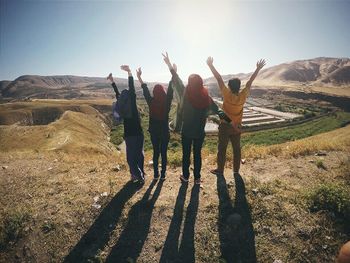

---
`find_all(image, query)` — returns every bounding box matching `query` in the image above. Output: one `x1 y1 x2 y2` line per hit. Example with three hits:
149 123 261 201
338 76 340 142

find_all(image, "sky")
0 0 349 82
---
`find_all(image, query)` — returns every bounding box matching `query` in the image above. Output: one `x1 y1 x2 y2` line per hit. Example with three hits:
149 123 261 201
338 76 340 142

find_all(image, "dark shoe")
210 169 223 176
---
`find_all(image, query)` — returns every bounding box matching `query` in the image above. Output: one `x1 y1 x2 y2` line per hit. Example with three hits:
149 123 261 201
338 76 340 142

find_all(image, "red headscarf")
150 84 167 120
185 74 211 109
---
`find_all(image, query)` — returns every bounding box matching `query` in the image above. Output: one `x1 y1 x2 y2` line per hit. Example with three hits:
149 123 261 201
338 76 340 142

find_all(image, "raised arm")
107 73 120 99
162 52 175 74
136 67 152 106
166 80 174 111
162 52 185 99
120 65 135 94
206 56 225 90
245 59 266 90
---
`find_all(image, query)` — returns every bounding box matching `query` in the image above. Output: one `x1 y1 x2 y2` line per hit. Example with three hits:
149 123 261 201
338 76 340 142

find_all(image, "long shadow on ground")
159 183 188 263
64 181 142 263
217 173 257 263
105 179 163 262
160 183 200 263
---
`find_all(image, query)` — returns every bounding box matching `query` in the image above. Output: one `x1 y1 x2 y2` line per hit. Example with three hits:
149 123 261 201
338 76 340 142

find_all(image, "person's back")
136 67 173 180
207 57 266 175
221 81 249 127
181 96 209 139
107 66 145 183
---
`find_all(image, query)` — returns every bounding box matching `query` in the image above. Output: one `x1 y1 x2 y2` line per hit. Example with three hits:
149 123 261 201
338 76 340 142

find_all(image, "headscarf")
150 84 167 120
185 74 211 109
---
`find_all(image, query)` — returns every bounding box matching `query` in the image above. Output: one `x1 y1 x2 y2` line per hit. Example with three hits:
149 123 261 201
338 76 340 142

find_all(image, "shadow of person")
217 173 257 263
159 183 188 263
64 181 142 263
105 179 163 262
178 184 200 262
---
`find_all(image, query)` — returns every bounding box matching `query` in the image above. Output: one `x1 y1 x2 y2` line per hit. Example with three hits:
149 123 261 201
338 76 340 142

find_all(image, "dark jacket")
169 70 231 139
141 82 173 136
112 76 143 137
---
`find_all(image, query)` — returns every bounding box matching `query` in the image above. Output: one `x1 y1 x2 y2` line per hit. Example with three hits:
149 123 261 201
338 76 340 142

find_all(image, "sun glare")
171 0 234 47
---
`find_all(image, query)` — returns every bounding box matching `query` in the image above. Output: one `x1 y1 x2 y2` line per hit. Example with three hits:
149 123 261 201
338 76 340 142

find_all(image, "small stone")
48 167 53 171
322 245 328 250
241 159 246 164
112 165 121 172
273 260 283 263
315 152 327 156
92 204 101 209
93 196 100 203
89 167 97 173
2 166 8 170
252 188 258 194
101 192 108 197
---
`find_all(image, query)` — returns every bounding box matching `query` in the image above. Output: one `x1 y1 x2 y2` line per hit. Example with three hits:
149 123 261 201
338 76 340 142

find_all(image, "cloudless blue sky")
0 0 349 81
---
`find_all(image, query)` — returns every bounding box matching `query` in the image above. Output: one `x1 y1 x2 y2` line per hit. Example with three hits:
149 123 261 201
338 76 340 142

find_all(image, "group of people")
107 53 266 185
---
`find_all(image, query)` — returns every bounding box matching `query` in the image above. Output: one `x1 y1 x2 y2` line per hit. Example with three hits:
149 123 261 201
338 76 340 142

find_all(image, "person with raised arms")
107 65 145 184
206 57 266 176
162 52 232 185
136 67 174 180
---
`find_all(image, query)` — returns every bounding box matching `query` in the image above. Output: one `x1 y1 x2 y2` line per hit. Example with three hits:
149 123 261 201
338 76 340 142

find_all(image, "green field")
110 103 350 154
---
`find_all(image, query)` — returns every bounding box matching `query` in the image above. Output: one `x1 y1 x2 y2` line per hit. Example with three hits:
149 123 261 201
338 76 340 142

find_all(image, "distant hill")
1 75 130 99
1 57 349 99
204 57 350 97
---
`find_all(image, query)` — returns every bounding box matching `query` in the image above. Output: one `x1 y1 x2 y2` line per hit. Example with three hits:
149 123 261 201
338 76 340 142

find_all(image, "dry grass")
242 125 350 159
1 99 350 262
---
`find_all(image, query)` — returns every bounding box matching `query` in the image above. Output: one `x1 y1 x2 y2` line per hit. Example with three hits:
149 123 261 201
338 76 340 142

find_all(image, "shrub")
316 159 327 170
0 210 30 249
307 184 350 221
167 151 182 167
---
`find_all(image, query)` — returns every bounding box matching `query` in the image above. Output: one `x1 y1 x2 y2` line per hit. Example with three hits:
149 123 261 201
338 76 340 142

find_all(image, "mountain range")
1 57 349 99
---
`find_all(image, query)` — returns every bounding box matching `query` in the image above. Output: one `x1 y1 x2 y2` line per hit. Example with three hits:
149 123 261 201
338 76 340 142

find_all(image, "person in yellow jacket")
207 57 266 175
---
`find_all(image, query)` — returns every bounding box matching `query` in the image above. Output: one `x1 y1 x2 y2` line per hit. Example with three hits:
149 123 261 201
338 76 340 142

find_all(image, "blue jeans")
125 135 144 180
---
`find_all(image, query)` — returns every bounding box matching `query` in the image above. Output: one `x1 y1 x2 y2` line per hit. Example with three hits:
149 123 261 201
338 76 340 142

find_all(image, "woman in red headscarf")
162 53 232 184
136 67 174 180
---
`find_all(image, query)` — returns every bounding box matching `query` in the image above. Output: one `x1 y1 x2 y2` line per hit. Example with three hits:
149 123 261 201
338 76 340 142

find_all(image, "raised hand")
107 73 113 82
162 52 171 66
136 67 143 84
206 56 214 66
120 65 131 73
256 59 266 70
136 67 142 78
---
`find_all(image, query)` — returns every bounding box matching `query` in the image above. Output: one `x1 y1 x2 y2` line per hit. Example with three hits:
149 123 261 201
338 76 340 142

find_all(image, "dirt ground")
0 147 349 263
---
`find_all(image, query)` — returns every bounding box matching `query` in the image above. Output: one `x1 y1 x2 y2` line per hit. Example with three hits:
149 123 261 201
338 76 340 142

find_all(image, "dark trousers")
150 132 170 178
125 135 145 180
181 135 204 180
